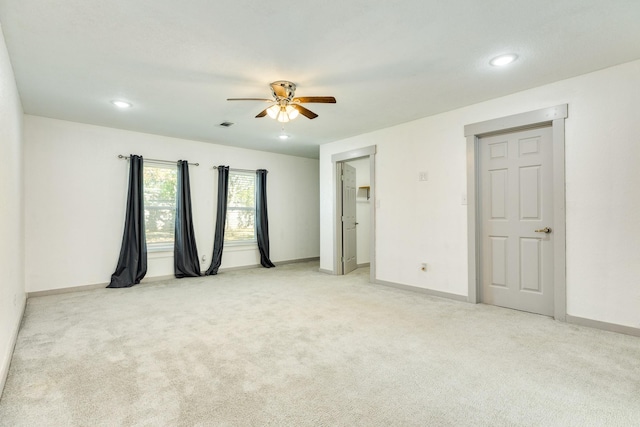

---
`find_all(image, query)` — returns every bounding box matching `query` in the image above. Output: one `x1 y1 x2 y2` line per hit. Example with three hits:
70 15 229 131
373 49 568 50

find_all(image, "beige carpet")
1 261 639 426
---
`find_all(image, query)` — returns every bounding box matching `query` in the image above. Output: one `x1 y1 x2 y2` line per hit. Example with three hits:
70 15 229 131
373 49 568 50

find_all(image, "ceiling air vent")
219 121 234 127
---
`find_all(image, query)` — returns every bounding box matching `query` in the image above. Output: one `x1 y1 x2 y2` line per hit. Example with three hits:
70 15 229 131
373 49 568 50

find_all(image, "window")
143 164 177 248
225 171 256 243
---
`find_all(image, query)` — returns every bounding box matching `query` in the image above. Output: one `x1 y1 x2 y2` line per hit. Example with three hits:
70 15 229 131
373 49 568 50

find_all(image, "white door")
480 126 554 316
342 163 357 274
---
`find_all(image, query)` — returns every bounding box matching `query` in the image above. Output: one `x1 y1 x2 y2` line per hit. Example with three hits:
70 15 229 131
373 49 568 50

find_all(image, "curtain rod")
212 166 267 173
118 155 199 166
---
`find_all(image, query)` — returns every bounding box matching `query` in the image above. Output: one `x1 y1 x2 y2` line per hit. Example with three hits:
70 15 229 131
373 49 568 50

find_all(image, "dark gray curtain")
174 161 201 278
256 169 275 268
108 155 147 288
205 166 229 275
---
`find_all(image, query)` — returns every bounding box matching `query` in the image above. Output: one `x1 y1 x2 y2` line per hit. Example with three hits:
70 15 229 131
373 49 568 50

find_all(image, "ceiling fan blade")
227 98 273 102
255 109 268 118
292 96 336 104
292 104 318 119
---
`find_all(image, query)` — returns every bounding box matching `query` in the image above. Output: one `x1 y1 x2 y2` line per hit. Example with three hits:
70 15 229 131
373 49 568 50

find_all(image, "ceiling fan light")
266 105 279 119
277 111 290 123
286 105 299 120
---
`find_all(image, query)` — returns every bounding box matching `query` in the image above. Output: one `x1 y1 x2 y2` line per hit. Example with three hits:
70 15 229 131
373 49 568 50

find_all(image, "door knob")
535 227 552 233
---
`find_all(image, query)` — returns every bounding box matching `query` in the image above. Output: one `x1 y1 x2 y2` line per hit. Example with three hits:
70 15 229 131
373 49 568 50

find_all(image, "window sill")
223 241 258 252
148 244 173 254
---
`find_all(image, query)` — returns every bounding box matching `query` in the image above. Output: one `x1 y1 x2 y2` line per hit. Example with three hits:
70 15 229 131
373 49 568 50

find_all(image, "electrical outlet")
418 171 428 181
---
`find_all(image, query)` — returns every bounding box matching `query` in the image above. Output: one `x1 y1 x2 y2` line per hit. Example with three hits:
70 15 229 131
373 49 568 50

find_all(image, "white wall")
0 24 25 394
24 116 320 292
320 59 640 329
345 158 370 264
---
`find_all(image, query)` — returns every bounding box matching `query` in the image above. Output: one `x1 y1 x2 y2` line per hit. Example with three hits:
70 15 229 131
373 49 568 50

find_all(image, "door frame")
332 145 376 281
464 105 568 321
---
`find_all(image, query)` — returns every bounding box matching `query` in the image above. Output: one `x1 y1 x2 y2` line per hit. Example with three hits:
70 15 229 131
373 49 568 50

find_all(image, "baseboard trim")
318 268 334 275
27 258 322 297
277 257 320 265
1 294 26 399
29 282 107 297
374 279 468 302
27 274 179 297
216 264 260 273
566 315 640 338
217 257 320 273
357 262 370 268
142 274 177 283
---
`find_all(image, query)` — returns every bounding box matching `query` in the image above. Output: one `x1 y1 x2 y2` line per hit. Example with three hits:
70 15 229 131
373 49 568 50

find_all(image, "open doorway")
332 146 376 281
338 159 371 275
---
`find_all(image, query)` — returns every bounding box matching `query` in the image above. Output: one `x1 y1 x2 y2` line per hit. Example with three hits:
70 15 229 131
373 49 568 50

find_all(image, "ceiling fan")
227 80 336 122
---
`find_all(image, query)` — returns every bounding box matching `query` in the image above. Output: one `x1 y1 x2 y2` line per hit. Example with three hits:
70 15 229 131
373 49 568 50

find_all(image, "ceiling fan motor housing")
271 80 296 101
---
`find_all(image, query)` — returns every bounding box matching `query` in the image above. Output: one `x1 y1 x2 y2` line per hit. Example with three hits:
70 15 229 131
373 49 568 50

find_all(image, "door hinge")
341 256 345 262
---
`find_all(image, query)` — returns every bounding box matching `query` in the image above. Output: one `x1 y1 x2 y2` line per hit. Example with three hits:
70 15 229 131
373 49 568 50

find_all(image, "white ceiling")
1 1 640 159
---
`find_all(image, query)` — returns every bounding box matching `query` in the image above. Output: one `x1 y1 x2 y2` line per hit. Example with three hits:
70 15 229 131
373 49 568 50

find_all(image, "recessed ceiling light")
278 134 290 140
490 54 518 67
111 100 132 108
